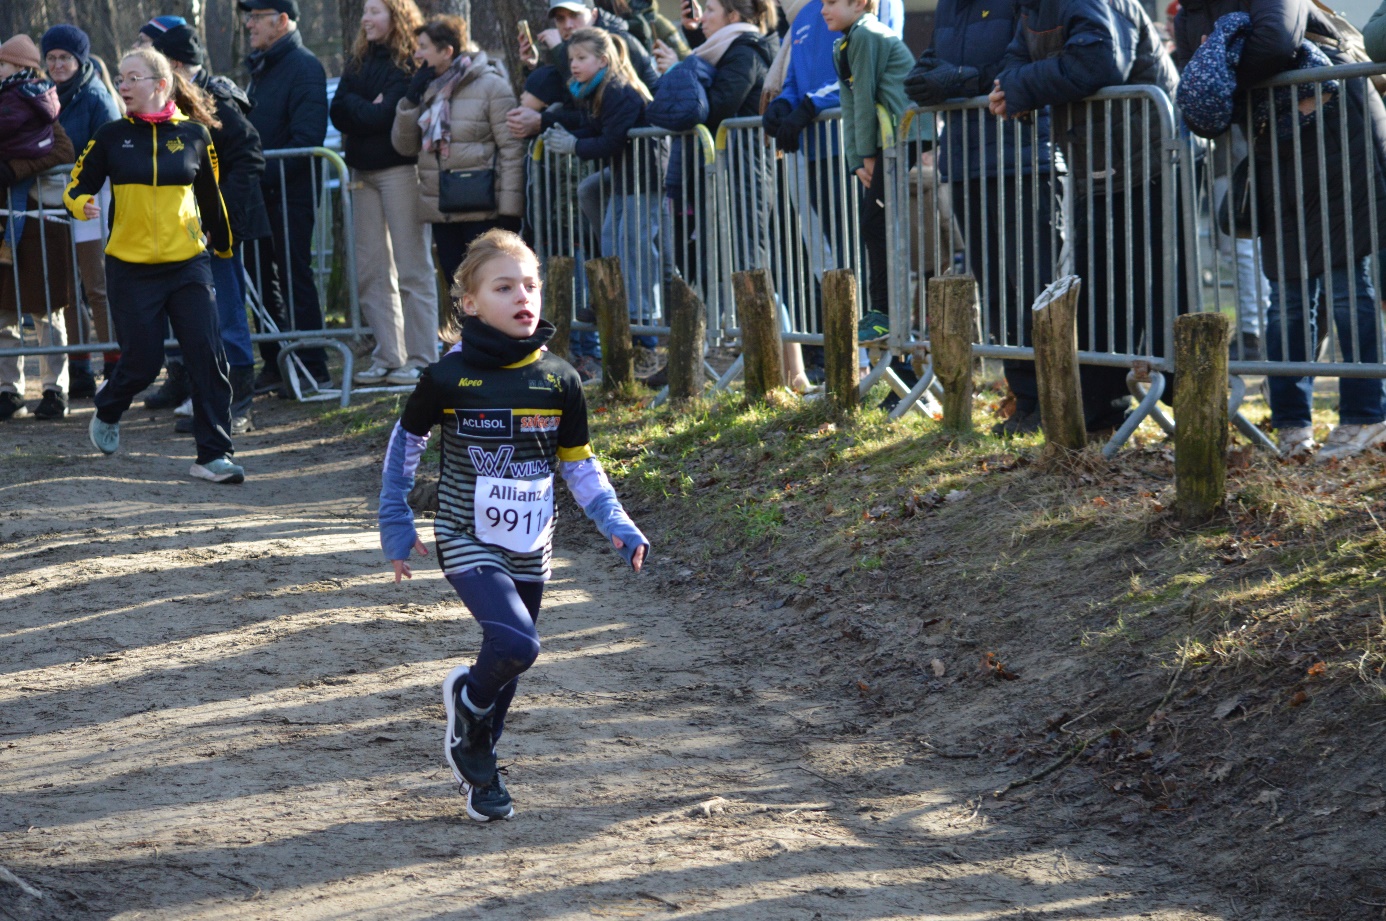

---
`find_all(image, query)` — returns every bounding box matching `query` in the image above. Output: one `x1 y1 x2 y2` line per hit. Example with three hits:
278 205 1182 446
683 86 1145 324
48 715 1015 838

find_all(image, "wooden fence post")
926 275 979 434
1174 313 1231 525
1032 275 1086 455
732 268 783 400
822 269 859 418
666 274 707 404
543 255 574 362
585 256 634 391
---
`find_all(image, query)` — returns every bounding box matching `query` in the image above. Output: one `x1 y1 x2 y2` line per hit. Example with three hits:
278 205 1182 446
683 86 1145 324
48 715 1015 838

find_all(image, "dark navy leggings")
445 566 544 745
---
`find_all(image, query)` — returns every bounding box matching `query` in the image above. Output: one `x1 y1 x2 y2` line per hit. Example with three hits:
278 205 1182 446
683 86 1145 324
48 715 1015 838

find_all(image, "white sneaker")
386 366 421 386
173 397 193 417
353 363 392 385
1276 426 1317 459
1315 422 1386 462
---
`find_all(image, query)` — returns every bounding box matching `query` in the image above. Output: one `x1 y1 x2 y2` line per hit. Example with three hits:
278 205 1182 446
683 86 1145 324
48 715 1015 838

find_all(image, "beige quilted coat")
391 51 525 224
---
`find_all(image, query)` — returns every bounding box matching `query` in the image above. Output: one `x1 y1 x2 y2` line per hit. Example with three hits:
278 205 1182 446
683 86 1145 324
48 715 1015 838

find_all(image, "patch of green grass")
315 394 404 441
589 383 1386 699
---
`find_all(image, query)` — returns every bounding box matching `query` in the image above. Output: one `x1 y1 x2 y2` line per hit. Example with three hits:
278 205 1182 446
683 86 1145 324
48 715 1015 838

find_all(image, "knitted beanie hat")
0 35 43 71
139 15 189 40
40 24 91 64
150 23 206 66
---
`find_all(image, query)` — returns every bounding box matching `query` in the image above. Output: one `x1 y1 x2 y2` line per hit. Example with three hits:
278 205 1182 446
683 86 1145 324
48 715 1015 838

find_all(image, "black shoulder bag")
437 148 498 214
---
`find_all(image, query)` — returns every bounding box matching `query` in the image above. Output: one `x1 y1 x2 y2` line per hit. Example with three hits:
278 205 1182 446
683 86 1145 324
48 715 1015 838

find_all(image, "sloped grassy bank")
324 387 1386 916
586 389 1386 919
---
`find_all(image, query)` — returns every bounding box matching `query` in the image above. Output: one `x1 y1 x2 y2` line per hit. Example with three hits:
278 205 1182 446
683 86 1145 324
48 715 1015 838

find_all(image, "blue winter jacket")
776 1 842 159
997 0 1178 191
773 0 905 160
928 0 1053 180
54 60 121 155
572 81 662 195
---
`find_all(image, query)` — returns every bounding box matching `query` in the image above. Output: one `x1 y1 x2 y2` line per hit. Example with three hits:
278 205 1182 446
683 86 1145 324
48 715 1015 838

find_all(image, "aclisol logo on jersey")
456 408 513 439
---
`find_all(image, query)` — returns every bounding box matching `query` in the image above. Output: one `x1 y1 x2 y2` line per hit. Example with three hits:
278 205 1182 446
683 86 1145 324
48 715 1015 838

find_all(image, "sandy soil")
0 396 1228 920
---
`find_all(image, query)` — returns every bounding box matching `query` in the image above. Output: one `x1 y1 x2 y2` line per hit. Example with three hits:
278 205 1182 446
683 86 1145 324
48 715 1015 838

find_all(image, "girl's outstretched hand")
392 538 430 583
613 536 646 572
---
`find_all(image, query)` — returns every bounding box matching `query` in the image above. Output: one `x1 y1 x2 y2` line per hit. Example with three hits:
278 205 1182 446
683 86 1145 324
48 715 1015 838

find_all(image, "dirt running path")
1 404 1223 920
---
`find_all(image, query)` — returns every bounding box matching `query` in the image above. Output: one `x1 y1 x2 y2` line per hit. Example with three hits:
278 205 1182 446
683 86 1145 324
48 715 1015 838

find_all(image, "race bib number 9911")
474 475 554 553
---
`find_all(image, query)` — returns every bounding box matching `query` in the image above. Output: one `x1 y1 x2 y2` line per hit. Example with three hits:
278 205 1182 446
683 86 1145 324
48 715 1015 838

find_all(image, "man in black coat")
905 0 1058 436
240 0 331 390
991 0 1180 435
147 20 273 432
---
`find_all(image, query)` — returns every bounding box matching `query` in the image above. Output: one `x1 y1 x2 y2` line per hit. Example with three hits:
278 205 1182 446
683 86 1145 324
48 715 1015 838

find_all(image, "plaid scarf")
419 54 472 158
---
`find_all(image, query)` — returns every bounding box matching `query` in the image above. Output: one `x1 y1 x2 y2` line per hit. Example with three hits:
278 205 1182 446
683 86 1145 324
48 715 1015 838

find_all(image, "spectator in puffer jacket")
392 15 526 285
0 122 76 423
1175 0 1386 461
541 28 666 350
333 0 441 389
992 0 1180 436
906 0 1056 436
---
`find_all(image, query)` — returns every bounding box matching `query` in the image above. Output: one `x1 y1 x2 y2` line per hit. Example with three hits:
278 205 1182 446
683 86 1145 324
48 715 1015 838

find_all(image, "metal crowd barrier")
714 110 870 348
527 125 714 347
0 165 85 391
0 147 362 408
1191 62 1386 403
892 86 1187 453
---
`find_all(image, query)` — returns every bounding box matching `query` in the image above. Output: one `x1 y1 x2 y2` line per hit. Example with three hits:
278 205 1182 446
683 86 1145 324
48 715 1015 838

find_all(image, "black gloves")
904 50 982 107
775 97 817 152
405 65 436 105
0 160 14 188
761 97 792 136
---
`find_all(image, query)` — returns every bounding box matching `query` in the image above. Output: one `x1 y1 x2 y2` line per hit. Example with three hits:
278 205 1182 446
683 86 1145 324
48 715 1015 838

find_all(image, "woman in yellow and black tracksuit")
64 46 244 484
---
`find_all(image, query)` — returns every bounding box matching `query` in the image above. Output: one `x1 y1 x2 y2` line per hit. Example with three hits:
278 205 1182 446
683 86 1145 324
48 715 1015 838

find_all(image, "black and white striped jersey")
399 346 593 581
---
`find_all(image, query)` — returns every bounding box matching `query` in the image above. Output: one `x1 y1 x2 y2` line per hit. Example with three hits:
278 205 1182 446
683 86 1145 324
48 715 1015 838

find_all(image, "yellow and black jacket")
64 111 232 264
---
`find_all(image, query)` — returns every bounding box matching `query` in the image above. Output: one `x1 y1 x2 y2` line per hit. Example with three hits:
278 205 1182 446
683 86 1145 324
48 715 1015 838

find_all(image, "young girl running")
379 229 649 823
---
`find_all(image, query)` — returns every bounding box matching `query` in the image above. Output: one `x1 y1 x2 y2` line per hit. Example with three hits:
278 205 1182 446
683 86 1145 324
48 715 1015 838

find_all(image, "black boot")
144 361 190 410
230 365 255 435
68 360 97 399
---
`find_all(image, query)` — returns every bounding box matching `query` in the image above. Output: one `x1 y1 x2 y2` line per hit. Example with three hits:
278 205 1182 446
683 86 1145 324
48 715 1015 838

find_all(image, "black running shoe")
0 391 27 421
442 665 497 786
463 771 514 823
33 389 68 420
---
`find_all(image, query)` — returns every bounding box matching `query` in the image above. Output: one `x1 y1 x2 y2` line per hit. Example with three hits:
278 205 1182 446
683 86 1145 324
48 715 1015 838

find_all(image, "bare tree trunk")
171 0 206 40
339 0 360 61
420 0 471 20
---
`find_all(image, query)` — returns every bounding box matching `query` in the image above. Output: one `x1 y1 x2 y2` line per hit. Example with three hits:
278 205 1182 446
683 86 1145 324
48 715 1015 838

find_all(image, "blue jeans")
209 245 255 368
5 181 31 250
1266 257 1385 428
168 245 255 368
602 194 662 350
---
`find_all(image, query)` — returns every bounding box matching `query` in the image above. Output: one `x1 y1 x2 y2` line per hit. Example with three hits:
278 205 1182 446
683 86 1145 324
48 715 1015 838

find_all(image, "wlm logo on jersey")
468 445 551 479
